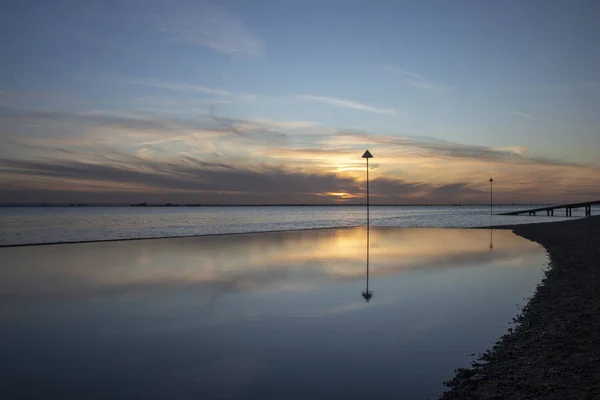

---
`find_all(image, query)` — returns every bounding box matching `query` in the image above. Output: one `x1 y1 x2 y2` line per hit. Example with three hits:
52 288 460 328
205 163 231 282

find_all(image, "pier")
499 200 600 217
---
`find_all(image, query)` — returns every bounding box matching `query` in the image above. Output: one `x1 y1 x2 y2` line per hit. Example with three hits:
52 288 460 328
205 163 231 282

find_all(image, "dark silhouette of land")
1 203 556 207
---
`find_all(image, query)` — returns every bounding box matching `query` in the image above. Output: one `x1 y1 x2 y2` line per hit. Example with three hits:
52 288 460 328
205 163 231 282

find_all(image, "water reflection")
0 227 546 400
0 227 541 303
0 227 541 302
490 228 494 251
361 223 373 302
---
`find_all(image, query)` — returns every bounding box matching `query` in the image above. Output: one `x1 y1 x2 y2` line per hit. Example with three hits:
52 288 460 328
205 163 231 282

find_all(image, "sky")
1 0 599 204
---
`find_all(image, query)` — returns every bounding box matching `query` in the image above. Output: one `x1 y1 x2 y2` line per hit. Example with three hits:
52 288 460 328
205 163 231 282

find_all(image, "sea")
3 205 590 398
1 225 547 399
0 205 595 246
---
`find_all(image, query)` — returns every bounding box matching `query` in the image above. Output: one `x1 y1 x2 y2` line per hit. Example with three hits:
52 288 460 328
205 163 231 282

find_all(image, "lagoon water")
0 227 546 399
1 205 593 246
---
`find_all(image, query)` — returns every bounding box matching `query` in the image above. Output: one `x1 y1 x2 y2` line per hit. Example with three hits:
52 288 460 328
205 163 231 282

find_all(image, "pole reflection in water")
361 221 373 302
490 228 494 251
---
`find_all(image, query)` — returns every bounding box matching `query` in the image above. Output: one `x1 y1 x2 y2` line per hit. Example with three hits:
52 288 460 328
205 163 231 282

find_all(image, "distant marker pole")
489 177 494 216
362 150 373 223
362 150 373 226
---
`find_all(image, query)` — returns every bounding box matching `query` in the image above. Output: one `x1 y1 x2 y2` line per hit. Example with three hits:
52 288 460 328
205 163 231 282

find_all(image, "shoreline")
0 217 584 248
440 215 600 399
0 225 367 248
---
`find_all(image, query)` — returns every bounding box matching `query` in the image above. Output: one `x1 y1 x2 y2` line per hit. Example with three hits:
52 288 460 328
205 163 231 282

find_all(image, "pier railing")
499 200 600 217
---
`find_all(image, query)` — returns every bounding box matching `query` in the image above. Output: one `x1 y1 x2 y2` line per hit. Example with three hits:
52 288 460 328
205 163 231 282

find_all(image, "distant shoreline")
0 203 553 208
0 225 364 248
0 215 581 248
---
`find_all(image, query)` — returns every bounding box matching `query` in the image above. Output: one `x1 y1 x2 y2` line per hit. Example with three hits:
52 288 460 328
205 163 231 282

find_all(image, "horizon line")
0 203 556 207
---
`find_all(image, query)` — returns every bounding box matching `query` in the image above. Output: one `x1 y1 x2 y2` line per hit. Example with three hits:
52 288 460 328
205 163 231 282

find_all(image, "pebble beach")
441 216 600 399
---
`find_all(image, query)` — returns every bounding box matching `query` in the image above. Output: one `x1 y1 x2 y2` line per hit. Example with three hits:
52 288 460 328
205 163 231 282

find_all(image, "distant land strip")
0 203 553 207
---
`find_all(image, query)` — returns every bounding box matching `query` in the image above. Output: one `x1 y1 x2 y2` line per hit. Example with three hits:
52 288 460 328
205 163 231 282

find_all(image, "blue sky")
1 0 599 204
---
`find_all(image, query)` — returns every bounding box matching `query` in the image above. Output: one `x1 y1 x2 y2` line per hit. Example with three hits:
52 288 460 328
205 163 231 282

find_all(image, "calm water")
1 205 594 246
0 227 546 399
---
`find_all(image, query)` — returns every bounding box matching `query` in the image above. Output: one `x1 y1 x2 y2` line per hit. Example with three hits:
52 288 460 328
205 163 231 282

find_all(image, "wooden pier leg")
551 209 554 216
566 208 569 217
547 210 550 216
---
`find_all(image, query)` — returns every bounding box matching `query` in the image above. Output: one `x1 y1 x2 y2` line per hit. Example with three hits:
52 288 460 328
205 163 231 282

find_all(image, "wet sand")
441 216 600 399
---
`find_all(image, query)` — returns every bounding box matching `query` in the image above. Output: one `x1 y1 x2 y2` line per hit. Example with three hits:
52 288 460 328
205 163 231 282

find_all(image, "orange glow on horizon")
323 192 359 199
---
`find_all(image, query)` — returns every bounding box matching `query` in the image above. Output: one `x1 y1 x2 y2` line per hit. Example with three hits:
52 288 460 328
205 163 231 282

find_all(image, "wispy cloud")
146 0 265 57
0 155 362 204
250 118 321 131
0 106 323 155
299 95 396 115
384 66 448 95
332 130 589 169
513 111 536 120
0 152 493 205
3 104 600 204
127 78 230 96
0 105 589 173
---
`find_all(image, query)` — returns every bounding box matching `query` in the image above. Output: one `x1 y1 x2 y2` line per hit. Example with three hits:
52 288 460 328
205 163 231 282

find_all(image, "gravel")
439 216 600 399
